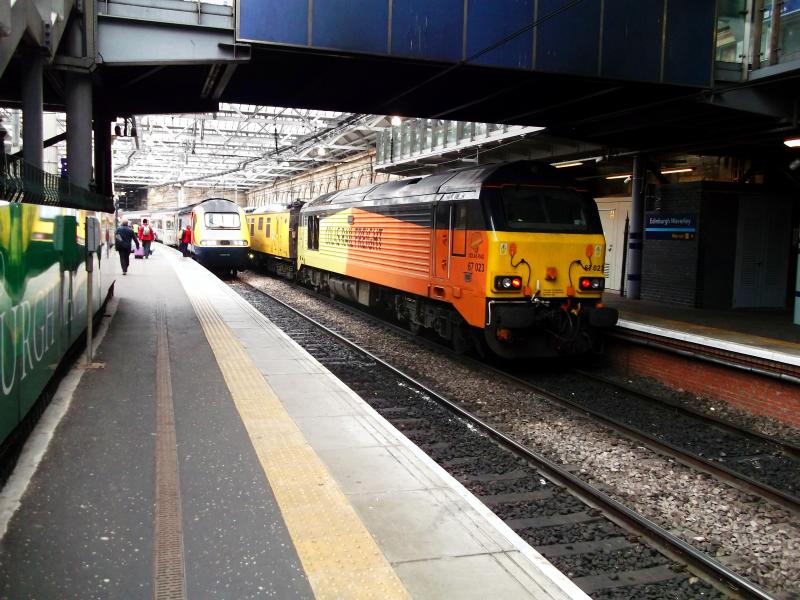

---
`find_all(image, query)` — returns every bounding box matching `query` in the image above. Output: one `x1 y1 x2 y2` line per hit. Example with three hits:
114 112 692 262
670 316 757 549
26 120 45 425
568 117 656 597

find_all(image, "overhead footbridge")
0 0 798 163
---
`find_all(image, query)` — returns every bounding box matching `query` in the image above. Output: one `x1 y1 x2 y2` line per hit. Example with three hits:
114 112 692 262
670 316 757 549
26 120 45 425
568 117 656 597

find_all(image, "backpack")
143 226 151 236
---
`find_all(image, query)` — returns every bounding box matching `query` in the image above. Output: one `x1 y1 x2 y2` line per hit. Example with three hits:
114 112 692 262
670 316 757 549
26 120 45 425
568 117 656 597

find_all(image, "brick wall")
607 340 800 428
246 151 397 207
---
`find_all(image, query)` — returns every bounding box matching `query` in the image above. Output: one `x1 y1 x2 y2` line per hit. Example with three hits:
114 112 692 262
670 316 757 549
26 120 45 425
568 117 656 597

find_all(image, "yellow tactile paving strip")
177 275 410 600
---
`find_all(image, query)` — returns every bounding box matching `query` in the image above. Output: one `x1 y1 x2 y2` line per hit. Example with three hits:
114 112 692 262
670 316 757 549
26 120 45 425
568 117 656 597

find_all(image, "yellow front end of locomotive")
485 232 608 300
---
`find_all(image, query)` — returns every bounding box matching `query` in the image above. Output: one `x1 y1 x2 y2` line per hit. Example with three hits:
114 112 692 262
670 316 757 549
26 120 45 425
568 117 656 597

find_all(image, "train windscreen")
498 187 601 233
205 212 241 229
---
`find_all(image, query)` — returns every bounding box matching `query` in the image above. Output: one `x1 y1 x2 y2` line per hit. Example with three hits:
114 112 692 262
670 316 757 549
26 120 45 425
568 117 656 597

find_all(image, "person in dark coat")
114 220 140 275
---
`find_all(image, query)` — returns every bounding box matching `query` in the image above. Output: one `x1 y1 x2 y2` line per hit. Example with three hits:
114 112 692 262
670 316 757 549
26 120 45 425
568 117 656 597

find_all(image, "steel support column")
627 155 646 299
65 72 93 189
795 239 800 325
21 47 44 169
93 109 112 198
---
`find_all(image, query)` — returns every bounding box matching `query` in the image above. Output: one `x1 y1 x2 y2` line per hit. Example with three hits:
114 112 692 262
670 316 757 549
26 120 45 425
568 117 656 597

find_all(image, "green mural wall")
0 202 114 444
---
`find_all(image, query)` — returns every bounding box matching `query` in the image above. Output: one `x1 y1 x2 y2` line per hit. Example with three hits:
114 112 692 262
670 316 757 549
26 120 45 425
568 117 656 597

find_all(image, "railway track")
241 275 800 517
231 280 777 600
524 369 800 515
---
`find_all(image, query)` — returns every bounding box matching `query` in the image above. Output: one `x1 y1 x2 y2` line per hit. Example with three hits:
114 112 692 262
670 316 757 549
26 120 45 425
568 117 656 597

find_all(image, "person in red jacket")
137 218 156 258
179 225 192 257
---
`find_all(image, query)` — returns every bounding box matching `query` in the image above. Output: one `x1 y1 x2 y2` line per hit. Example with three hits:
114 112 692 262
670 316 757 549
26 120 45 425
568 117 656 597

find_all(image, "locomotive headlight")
579 277 604 291
494 276 523 291
202 239 219 246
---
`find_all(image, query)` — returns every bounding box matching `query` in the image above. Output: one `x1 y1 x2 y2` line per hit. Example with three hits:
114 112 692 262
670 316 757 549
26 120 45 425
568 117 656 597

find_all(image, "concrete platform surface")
0 245 588 600
604 292 800 366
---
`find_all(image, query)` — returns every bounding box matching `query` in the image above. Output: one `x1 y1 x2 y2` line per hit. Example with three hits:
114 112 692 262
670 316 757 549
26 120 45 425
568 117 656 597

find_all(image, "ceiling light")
316 146 327 157
661 167 694 175
390 116 402 127
784 138 800 148
552 161 583 168
606 174 631 180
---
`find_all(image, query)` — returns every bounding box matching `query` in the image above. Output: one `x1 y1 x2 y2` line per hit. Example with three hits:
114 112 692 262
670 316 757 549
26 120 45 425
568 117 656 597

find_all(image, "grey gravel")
240 272 800 597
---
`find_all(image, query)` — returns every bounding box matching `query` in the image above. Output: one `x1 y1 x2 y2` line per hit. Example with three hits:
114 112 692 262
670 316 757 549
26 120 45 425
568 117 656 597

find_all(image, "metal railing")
0 157 114 213
716 0 800 76
376 118 543 168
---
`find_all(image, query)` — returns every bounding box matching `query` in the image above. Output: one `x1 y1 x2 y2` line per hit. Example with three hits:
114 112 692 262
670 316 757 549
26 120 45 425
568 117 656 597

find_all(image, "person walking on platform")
137 218 156 258
114 220 139 276
179 225 192 257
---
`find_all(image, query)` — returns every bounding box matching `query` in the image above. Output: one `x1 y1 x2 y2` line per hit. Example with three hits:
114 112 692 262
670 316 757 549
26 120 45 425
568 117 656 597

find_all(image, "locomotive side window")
307 215 320 250
434 202 451 279
266 218 271 238
451 203 468 257
258 217 264 231
205 212 240 229
500 188 599 233
249 219 255 236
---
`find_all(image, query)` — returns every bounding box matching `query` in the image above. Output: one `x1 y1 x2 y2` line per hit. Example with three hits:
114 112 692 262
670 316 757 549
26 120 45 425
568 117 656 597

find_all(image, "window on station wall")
779 4 800 62
716 0 748 62
307 215 320 250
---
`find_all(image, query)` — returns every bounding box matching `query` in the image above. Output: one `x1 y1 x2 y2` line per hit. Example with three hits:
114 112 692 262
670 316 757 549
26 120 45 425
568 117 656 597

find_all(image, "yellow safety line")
177 272 409 600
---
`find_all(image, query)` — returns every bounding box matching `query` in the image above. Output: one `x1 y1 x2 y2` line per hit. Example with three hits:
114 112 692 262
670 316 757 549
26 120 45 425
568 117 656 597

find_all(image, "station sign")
644 213 697 241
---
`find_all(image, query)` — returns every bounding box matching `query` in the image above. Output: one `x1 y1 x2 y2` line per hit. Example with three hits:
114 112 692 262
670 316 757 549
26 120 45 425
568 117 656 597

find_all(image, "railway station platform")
601 292 800 428
0 246 588 599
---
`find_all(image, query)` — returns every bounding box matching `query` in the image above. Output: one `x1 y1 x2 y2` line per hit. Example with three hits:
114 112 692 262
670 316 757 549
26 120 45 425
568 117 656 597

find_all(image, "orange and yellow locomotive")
249 161 618 357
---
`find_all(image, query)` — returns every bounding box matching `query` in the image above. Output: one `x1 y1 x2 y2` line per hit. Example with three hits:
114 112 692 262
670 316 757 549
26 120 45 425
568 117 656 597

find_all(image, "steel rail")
496 367 800 516
245 283 777 600
575 369 800 461
247 277 800 515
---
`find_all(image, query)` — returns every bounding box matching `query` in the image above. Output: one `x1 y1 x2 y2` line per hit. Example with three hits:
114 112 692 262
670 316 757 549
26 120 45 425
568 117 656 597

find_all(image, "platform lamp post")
85 218 95 364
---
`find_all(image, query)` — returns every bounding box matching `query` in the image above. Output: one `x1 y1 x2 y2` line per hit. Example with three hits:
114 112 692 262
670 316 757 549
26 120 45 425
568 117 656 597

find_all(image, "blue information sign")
644 213 697 241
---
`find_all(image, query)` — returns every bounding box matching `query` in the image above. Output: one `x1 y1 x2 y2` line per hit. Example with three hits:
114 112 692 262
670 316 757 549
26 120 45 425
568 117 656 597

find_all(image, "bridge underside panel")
236 0 716 87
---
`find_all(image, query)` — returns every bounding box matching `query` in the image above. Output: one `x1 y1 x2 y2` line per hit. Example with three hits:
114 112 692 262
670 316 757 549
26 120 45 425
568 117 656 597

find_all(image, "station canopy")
111 104 390 190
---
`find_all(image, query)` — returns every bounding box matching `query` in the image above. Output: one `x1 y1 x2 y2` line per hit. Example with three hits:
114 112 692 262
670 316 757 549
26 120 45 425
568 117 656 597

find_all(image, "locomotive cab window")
205 212 241 229
451 203 467 257
307 215 320 250
498 187 601 233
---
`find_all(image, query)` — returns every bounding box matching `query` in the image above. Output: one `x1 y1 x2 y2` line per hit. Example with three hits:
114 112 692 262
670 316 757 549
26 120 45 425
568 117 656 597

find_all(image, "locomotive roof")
176 197 239 214
248 201 305 215
303 161 567 212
